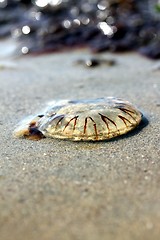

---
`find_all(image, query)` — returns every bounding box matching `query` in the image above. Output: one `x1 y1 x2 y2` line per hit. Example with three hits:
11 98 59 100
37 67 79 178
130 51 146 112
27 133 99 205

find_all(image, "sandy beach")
0 44 160 240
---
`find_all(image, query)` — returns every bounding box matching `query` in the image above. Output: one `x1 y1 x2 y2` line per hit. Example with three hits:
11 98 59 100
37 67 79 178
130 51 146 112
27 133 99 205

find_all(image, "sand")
0 44 160 240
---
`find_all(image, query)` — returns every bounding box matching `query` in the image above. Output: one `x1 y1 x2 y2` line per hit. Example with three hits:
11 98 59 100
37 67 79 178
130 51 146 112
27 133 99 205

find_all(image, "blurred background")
0 0 160 58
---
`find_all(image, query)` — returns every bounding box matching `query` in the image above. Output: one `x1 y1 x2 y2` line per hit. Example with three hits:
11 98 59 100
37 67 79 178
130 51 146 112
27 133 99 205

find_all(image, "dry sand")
0 45 160 240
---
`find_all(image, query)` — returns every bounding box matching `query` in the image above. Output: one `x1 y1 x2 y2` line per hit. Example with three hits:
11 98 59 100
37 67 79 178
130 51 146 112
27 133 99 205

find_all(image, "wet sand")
0 47 160 240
